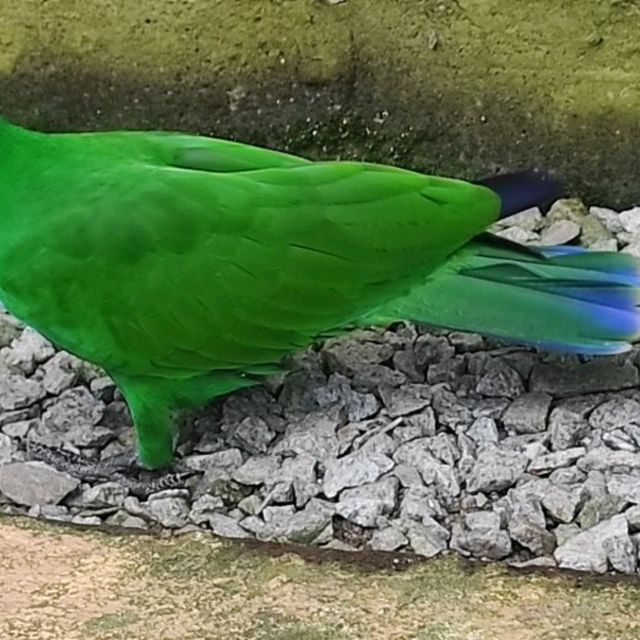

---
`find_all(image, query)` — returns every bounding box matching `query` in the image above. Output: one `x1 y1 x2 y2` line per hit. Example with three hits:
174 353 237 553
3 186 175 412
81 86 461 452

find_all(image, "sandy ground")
2 517 640 640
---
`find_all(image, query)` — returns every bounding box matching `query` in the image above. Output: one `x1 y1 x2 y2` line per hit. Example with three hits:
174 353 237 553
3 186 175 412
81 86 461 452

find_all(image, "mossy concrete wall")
1 0 640 205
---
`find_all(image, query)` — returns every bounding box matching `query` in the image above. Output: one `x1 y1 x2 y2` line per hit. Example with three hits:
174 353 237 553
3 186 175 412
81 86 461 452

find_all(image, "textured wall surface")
1 0 640 204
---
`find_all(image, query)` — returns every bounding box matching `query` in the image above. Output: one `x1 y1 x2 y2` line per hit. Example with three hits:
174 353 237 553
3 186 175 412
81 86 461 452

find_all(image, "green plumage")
0 118 637 468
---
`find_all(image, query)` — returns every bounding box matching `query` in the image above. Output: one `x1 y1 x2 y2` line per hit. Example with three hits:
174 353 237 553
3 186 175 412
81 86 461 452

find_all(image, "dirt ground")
2 517 640 640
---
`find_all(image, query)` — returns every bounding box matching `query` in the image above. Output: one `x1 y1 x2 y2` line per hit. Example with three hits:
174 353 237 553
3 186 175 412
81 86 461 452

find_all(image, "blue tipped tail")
476 171 564 219
369 234 640 356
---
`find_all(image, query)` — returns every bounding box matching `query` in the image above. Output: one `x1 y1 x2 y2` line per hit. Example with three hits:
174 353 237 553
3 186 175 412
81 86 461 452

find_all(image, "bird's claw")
24 439 201 499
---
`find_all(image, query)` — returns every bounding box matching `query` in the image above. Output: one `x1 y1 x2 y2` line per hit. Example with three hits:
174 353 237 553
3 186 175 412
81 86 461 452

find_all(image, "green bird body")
1 118 638 467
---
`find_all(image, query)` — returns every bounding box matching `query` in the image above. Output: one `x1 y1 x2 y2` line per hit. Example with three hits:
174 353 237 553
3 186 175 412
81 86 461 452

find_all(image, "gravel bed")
2 198 640 575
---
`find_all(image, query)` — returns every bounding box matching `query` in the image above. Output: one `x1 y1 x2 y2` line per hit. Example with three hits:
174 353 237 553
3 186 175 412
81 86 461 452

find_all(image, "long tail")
475 170 564 219
367 234 640 355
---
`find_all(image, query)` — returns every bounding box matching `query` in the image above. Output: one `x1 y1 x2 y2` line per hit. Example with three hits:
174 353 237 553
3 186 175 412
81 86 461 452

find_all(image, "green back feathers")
0 121 500 381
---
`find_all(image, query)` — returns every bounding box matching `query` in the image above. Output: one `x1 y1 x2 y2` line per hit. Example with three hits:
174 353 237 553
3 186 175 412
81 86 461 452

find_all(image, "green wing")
0 132 500 380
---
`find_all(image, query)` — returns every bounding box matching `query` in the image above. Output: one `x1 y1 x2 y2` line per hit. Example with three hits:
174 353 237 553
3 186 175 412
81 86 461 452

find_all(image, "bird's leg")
25 389 199 499
115 371 256 469
25 439 198 499
25 440 114 480
128 398 179 470
108 373 186 470
104 382 201 496
37 372 247 497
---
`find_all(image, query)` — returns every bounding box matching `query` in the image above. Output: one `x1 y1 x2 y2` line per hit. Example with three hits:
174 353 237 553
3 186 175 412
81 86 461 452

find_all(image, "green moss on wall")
1 0 640 205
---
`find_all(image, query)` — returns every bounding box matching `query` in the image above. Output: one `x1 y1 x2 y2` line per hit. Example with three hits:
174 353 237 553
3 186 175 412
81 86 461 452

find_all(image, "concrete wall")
1 0 639 205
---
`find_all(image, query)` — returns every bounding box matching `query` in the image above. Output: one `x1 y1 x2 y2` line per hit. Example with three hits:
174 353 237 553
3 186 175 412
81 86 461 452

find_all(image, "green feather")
2 117 625 469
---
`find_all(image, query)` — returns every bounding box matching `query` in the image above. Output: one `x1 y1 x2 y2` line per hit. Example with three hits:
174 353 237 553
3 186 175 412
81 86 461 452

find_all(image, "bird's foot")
25 440 112 480
118 466 200 499
25 440 200 499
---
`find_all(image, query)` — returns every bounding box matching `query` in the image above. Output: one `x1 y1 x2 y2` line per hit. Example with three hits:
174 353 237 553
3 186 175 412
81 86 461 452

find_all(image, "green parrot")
0 117 637 470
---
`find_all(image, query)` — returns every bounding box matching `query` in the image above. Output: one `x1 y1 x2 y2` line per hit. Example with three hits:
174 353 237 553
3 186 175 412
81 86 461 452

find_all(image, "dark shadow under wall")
1 0 639 206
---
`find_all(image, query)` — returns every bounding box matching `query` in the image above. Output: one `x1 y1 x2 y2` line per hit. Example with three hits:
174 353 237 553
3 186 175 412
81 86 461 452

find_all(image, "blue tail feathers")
370 233 640 356
476 171 564 219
